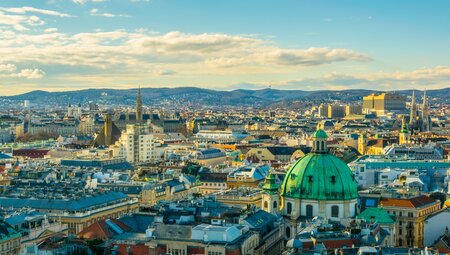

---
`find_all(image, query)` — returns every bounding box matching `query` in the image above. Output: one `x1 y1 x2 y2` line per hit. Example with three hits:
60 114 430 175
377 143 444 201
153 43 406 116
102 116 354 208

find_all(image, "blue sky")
0 0 449 95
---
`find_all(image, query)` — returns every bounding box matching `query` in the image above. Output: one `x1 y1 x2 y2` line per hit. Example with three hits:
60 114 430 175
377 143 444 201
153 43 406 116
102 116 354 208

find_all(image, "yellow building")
141 180 191 207
363 92 406 115
358 133 386 155
380 195 440 247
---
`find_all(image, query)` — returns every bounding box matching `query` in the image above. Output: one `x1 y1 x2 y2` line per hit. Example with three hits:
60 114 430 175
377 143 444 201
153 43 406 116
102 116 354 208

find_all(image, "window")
285 226 291 238
286 202 292 214
331 205 339 218
306 204 313 218
264 201 268 209
273 201 277 208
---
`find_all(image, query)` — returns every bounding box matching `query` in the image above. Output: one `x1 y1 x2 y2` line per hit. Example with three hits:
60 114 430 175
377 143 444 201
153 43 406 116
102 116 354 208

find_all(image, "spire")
409 90 416 125
422 89 429 131
136 86 143 124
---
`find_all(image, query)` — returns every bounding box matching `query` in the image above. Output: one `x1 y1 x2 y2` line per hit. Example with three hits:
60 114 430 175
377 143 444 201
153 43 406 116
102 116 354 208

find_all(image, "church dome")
280 129 358 201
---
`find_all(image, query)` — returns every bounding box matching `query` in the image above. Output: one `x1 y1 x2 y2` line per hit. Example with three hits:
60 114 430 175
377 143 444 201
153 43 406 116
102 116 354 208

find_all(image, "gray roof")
0 191 128 211
5 210 45 226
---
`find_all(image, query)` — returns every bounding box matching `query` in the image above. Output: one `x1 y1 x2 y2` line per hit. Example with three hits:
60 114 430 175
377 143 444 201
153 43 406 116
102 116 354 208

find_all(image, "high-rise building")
327 104 345 118
318 104 329 117
114 123 158 163
362 92 406 115
345 104 362 116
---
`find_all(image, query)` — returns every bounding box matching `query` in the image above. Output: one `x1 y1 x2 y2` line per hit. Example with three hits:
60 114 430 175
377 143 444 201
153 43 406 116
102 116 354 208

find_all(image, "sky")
0 0 450 95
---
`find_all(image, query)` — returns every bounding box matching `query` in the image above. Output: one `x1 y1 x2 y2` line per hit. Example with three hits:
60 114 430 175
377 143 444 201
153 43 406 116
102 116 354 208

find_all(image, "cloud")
0 11 45 31
0 63 45 79
0 28 377 92
73 0 107 4
263 48 372 66
0 6 73 17
256 67 450 90
0 30 371 70
89 8 129 18
0 64 17 72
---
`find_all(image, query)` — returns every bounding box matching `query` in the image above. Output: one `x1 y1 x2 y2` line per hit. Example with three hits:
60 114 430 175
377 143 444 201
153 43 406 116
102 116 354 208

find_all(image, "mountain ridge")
3 87 449 106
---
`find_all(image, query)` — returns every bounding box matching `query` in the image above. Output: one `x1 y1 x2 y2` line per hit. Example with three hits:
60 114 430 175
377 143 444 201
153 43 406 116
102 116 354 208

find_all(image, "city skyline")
1 0 450 95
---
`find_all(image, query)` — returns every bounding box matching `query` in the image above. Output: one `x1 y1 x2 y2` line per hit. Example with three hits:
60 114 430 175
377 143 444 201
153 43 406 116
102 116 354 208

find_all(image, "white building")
114 123 160 163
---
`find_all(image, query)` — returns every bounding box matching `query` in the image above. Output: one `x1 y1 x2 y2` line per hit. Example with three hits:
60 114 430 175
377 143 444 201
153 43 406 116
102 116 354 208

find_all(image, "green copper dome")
312 129 329 139
280 153 358 200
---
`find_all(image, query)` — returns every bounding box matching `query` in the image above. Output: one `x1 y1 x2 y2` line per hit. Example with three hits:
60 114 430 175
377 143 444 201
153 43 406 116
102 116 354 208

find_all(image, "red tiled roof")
116 244 149 255
381 195 437 208
13 149 50 158
78 219 131 240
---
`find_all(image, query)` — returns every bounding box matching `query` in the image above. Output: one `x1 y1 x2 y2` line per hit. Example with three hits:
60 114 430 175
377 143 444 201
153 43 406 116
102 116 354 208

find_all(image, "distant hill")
3 87 449 107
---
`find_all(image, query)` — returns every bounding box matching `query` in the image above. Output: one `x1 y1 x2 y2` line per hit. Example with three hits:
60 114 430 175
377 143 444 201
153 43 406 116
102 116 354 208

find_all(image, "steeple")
136 86 143 124
400 117 409 133
421 89 429 131
409 90 416 125
262 170 279 194
399 117 410 145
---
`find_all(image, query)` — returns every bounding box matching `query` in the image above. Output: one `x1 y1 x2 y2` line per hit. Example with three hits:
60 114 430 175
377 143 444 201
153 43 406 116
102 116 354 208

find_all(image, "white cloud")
73 0 107 4
44 28 58 33
0 63 17 72
262 67 450 90
89 8 129 18
0 63 45 79
0 6 73 18
13 69 46 79
0 11 45 31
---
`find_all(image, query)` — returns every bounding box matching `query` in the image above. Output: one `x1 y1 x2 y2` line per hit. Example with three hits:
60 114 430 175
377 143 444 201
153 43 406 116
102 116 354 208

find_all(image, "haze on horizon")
1 0 449 96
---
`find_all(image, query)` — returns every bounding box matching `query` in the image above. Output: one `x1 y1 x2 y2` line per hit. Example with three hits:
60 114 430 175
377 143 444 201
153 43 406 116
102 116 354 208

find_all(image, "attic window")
307 175 313 183
330 176 336 184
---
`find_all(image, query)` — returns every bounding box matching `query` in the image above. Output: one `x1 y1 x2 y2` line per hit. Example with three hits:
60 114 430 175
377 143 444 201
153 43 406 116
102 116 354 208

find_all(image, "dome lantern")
311 129 328 153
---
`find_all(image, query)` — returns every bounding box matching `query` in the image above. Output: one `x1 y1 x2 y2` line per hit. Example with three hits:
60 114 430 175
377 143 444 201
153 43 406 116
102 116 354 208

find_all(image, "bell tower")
399 117 410 145
261 171 280 214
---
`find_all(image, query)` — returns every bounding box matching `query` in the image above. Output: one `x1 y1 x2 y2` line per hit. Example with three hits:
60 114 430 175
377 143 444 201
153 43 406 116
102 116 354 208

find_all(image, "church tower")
77 102 82 117
136 86 143 124
261 171 280 214
399 117 410 145
104 113 113 146
421 89 430 132
409 90 416 126
358 132 367 155
67 100 73 117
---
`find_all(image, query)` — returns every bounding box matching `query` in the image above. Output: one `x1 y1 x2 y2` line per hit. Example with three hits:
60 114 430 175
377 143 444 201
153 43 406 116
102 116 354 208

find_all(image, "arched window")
264 201 268 209
306 204 313 218
285 226 291 238
331 205 339 218
286 202 292 214
273 201 277 208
